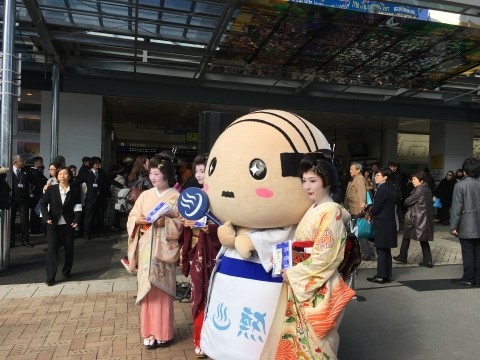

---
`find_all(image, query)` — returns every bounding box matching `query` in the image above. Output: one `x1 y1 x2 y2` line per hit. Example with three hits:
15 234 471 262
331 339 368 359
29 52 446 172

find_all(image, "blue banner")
290 0 425 19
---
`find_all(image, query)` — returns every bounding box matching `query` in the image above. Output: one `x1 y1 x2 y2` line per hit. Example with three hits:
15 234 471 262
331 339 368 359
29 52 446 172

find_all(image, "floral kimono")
261 202 355 360
127 187 183 341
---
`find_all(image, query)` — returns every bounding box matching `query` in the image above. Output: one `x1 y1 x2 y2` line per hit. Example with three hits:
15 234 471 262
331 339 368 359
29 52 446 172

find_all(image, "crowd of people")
1 150 479 358
342 158 478 287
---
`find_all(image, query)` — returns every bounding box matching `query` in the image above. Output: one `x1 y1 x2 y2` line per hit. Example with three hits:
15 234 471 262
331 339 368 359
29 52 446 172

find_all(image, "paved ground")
0 223 477 359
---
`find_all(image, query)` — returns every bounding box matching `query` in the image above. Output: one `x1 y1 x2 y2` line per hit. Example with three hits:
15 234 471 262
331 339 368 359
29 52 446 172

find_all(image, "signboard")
289 0 426 19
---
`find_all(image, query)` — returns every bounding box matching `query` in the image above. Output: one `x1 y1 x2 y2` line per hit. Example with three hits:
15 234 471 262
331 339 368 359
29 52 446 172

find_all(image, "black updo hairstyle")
299 150 343 203
149 155 176 187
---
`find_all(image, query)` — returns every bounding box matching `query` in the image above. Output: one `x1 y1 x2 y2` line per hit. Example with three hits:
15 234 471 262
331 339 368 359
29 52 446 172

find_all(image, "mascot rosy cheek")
200 110 330 360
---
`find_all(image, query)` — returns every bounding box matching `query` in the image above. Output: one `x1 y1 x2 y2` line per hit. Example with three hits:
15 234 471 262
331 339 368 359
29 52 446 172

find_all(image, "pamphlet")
272 240 292 277
146 201 172 223
192 216 207 228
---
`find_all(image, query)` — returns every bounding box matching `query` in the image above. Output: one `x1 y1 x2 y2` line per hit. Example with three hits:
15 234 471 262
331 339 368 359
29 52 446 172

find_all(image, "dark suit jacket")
371 181 397 248
11 167 35 204
39 184 82 225
72 168 123 203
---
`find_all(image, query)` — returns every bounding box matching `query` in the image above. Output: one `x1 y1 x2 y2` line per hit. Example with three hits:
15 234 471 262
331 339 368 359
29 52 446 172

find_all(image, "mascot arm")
249 226 296 272
217 220 236 247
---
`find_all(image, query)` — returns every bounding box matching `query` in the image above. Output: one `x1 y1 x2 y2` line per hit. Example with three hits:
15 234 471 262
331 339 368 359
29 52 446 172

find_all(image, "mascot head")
203 109 330 228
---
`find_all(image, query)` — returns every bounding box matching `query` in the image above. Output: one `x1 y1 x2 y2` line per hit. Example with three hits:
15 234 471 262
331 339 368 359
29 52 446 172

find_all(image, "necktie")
16 169 20 179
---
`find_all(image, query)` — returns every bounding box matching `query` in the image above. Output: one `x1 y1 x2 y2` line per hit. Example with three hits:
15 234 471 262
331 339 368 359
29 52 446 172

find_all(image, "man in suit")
30 156 48 236
11 154 36 247
73 156 124 239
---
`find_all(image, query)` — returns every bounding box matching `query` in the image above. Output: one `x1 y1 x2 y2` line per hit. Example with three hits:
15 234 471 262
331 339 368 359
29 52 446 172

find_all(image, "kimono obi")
217 256 283 283
292 240 313 265
191 228 200 248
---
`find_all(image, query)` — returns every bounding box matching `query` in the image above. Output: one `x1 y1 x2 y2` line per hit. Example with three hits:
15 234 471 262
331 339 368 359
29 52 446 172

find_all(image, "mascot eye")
208 157 217 176
249 159 267 180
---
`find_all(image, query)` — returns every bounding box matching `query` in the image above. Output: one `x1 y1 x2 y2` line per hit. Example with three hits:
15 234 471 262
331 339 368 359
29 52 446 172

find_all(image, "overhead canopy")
4 0 480 106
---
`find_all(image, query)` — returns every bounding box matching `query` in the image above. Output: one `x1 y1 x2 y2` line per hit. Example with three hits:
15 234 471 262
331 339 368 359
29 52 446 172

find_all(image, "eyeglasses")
49 168 56 171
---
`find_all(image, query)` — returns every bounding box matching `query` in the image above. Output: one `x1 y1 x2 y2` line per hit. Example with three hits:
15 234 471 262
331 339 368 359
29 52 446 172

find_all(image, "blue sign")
290 0 423 19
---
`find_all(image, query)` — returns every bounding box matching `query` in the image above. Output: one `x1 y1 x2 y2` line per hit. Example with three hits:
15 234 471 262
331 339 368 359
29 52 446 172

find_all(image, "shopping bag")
433 197 442 208
357 217 375 239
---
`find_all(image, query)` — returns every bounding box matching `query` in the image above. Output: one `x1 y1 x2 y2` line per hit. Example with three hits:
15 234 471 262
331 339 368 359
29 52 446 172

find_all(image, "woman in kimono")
261 153 355 360
181 154 221 358
127 155 183 349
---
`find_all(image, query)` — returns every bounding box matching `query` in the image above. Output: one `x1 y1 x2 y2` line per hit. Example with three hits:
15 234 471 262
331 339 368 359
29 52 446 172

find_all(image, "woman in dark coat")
394 170 434 267
434 171 456 225
367 168 397 284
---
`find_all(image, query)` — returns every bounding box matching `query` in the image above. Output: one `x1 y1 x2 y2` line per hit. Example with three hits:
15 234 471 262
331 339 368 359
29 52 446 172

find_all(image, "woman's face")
301 171 328 204
48 165 56 177
412 176 422 187
71 168 77 177
149 167 168 189
195 164 205 185
57 169 70 184
143 159 149 171
446 172 454 180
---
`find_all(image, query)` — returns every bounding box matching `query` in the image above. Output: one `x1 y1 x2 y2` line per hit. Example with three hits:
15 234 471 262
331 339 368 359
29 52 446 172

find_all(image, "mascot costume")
200 109 330 359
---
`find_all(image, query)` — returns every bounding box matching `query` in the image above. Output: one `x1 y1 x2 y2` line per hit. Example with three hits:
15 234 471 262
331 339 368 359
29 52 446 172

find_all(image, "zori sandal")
143 338 157 349
195 346 207 358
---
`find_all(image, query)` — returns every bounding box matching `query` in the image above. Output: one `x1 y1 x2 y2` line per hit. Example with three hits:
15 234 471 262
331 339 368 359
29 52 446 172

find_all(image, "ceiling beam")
193 0 241 81
22 0 61 65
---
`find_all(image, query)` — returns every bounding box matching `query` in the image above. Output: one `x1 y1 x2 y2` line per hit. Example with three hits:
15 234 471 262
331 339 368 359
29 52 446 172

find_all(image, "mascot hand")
235 234 254 259
218 221 236 247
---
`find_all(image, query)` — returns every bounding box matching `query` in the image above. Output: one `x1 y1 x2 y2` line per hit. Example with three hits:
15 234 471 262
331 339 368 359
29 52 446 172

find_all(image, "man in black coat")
10 154 36 247
72 157 124 239
367 168 398 284
77 156 90 179
30 156 48 235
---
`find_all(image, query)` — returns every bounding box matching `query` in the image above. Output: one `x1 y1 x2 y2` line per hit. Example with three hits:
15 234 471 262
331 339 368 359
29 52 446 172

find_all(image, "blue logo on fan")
179 190 204 218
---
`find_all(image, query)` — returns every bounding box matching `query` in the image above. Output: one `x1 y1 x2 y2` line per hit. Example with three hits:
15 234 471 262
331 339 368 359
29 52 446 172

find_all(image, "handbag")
338 233 362 279
127 186 143 205
433 197 442 208
357 217 375 239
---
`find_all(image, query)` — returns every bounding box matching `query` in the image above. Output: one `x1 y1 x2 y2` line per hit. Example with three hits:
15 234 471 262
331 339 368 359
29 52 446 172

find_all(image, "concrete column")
198 112 232 154
41 92 103 168
381 126 398 167
429 121 473 184
50 64 60 162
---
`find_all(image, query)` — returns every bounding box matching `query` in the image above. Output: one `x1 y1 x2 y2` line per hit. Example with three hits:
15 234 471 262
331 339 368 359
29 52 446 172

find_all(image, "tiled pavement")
0 225 463 359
